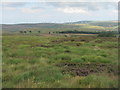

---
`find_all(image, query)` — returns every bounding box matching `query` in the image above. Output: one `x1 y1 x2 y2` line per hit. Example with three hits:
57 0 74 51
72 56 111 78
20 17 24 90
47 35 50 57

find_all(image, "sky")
0 1 118 24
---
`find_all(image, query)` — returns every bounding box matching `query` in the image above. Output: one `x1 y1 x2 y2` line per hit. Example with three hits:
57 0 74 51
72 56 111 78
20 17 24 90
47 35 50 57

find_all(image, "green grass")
2 35 118 88
79 74 118 88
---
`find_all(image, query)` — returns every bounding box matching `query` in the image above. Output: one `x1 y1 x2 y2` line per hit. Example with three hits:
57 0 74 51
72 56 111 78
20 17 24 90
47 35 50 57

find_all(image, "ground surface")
2 35 118 88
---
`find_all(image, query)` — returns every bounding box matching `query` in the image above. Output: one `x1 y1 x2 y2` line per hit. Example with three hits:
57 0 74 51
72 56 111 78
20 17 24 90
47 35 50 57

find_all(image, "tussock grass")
2 35 118 88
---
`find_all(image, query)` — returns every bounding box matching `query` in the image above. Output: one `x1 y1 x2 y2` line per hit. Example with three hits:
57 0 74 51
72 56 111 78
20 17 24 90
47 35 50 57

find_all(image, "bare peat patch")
57 63 118 76
31 44 54 48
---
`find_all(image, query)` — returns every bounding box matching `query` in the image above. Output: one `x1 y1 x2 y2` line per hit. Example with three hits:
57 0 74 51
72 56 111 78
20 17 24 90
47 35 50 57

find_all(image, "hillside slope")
2 21 118 34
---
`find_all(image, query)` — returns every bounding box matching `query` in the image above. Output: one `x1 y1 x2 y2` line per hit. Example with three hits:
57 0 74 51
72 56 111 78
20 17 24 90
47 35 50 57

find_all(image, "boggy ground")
2 35 118 88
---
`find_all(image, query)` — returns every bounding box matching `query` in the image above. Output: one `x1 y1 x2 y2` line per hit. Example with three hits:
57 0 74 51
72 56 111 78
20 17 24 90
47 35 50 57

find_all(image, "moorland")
2 21 119 88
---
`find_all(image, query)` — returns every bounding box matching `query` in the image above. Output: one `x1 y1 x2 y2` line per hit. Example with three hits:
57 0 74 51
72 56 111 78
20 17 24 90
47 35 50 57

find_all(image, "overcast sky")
0 2 118 24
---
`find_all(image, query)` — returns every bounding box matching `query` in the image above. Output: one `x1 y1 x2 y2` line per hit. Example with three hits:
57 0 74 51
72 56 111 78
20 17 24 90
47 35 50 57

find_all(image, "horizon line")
1 20 118 25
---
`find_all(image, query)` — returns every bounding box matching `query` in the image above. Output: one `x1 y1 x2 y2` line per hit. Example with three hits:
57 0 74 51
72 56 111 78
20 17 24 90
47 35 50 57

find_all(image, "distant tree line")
19 30 118 37
58 30 118 37
20 31 41 34
58 30 99 34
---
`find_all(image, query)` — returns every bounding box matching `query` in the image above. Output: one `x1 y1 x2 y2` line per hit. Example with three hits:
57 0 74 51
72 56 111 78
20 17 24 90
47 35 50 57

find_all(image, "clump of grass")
6 58 22 64
13 66 63 84
28 59 39 64
70 58 85 63
18 45 31 49
79 74 118 88
13 71 34 83
33 66 63 82
80 55 110 63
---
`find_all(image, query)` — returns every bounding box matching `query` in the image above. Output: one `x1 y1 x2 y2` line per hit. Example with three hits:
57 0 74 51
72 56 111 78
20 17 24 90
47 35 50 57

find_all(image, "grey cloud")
3 2 28 7
2 2 117 11
45 2 117 11
2 2 46 10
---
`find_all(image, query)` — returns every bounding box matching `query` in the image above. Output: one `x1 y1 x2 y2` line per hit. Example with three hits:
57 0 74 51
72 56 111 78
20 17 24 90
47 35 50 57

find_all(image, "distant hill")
1 21 118 34
65 21 92 24
66 21 118 27
89 21 118 27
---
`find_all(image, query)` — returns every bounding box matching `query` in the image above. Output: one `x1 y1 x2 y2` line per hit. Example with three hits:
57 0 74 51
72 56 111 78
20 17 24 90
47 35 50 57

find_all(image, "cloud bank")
1 2 118 24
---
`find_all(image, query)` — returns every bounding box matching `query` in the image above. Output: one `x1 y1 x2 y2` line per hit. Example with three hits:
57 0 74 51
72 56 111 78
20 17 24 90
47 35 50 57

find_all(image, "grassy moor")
2 22 118 88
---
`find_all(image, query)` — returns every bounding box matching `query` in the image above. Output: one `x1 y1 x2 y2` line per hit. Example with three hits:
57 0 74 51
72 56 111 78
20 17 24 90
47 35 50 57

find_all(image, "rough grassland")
2 35 118 88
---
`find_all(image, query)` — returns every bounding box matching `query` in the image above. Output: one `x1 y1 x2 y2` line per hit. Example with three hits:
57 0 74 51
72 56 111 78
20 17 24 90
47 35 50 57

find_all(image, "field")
2 34 118 88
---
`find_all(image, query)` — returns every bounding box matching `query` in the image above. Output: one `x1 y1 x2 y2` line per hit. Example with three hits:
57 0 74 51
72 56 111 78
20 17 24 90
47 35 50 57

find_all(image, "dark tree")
24 31 27 33
20 31 23 33
56 31 59 34
38 31 40 33
49 32 50 34
29 31 32 33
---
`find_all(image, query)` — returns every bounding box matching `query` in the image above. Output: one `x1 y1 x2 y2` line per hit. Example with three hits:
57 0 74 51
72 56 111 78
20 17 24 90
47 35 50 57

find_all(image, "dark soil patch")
50 36 96 44
31 44 54 48
40 45 54 48
57 63 118 76
51 37 117 45
51 39 70 44
64 50 71 53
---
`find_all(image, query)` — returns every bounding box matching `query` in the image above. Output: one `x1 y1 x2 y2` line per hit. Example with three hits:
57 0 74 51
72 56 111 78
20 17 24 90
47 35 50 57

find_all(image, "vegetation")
2 35 118 88
2 20 118 88
97 31 116 37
